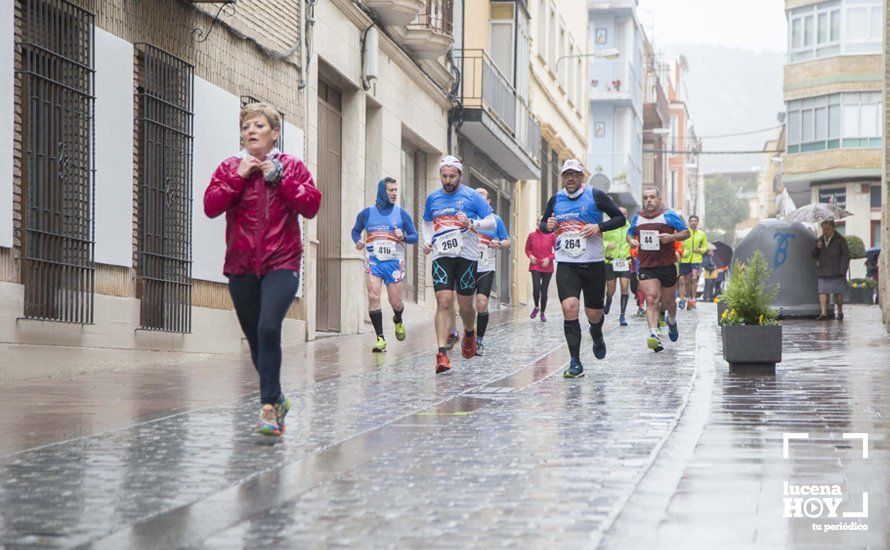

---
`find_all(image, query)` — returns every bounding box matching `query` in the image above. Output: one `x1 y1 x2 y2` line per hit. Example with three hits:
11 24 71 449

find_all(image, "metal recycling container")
732 219 822 318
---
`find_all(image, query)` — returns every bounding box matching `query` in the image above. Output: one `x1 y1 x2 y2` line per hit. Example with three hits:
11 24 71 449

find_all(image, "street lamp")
556 48 620 79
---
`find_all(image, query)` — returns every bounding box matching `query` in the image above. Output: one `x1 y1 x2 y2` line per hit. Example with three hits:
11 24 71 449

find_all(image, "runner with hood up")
352 177 418 352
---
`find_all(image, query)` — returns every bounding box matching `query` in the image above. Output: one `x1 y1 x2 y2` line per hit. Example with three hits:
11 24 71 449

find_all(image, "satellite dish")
588 173 611 191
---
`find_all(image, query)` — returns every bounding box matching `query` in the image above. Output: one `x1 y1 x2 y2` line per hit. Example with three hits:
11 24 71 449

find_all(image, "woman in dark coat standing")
812 219 850 321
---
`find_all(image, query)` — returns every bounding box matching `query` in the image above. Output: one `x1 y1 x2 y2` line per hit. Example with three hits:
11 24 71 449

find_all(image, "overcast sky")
638 0 787 52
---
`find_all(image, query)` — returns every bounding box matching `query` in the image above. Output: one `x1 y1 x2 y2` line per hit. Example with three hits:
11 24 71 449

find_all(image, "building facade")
1 0 310 353
453 0 542 307
587 0 644 210
781 0 883 278
641 31 670 204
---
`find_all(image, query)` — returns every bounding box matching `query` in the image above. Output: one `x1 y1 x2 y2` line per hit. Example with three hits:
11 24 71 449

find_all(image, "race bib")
435 229 463 257
373 240 396 261
612 258 629 272
640 230 660 251
559 232 586 258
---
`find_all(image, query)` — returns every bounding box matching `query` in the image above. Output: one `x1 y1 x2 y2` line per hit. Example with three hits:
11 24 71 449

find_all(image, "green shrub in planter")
721 250 782 369
845 235 866 260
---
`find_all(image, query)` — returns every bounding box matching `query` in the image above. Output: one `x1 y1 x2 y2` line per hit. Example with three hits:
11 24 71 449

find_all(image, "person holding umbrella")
812 219 850 320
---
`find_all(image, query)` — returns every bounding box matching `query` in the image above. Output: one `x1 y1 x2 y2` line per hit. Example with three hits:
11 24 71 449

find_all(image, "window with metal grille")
20 0 96 324
240 95 285 151
135 44 194 333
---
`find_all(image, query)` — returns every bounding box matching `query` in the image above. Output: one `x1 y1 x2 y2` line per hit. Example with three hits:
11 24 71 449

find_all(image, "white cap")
560 159 584 174
438 155 463 173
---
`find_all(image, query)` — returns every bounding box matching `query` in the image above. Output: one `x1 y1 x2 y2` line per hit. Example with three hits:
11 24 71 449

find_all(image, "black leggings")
531 271 553 312
228 269 300 405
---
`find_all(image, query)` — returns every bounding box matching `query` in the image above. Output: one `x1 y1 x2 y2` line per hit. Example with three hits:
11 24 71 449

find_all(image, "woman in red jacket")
204 103 321 438
525 218 556 321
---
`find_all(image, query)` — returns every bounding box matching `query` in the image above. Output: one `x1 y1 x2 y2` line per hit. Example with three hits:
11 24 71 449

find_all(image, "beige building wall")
514 0 589 307
884 0 890 328
308 0 450 338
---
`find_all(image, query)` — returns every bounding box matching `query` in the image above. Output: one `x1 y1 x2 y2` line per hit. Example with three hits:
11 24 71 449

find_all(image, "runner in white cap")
422 155 496 374
473 187 510 356
540 159 625 378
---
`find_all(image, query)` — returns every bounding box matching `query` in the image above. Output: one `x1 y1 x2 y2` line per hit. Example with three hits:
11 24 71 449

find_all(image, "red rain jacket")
204 154 321 276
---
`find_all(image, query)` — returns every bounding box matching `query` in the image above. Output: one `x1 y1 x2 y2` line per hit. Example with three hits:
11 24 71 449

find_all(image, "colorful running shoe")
275 392 291 431
371 336 387 353
530 307 539 319
435 352 452 374
446 329 460 350
563 358 585 378
590 327 607 360
461 331 477 359
647 333 664 353
619 315 628 327
476 340 485 356
540 312 548 322
678 299 686 310
394 321 406 341
636 307 645 318
255 406 281 437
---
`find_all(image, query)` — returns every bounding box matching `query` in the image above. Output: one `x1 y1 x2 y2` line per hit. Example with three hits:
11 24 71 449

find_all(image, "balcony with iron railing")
589 59 643 116
454 49 541 179
398 0 454 59
364 0 425 27
588 152 643 206
643 75 669 135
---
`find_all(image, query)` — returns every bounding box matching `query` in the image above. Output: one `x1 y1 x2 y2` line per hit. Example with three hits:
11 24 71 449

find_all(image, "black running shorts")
475 270 494 297
432 256 478 296
556 261 606 309
638 264 679 288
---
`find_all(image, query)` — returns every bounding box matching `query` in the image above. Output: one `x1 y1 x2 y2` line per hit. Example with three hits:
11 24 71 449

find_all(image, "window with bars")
20 0 96 324
135 44 194 333
240 95 285 151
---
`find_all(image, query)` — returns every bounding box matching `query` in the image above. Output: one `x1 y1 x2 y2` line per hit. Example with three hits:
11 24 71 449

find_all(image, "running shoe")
636 307 645 318
394 321 406 341
371 336 387 353
530 307 539 319
667 318 679 342
659 313 667 328
540 312 547 322
446 329 460 350
435 352 452 374
678 299 686 310
836 312 844 321
476 340 485 356
687 301 696 310
255 406 281 437
563 358 585 378
461 331 477 359
603 300 611 315
619 315 628 327
590 327 607 360
275 392 291 432
647 333 664 353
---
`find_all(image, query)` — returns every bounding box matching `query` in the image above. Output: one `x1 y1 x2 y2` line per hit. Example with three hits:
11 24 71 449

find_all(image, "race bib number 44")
373 240 396 261
435 230 463 256
559 232 586 258
640 230 660 251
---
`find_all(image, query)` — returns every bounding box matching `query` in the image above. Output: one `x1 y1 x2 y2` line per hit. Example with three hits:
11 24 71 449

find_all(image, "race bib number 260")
435 230 463 256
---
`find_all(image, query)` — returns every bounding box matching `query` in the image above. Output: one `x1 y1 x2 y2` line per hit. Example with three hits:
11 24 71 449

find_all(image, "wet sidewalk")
0 304 888 547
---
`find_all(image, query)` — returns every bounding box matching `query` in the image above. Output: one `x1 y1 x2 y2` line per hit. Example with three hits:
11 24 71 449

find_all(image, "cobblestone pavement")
0 304 888 548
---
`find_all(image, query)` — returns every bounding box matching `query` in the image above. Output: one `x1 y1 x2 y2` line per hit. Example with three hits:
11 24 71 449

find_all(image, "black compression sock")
477 312 490 338
620 294 629 315
564 319 582 360
438 347 447 354
589 318 604 339
369 309 384 338
393 307 404 324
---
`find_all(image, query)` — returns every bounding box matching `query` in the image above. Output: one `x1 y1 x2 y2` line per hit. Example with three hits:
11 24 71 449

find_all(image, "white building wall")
93 29 134 267
191 77 242 284
0 0 14 249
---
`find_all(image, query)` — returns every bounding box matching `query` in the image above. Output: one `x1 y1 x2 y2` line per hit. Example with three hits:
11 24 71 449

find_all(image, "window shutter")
490 21 515 82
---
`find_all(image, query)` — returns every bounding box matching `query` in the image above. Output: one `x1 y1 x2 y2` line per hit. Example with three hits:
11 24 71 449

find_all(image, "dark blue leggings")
227 270 300 404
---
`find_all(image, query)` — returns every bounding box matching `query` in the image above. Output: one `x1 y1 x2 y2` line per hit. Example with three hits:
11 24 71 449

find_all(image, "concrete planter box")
722 324 782 369
847 287 876 305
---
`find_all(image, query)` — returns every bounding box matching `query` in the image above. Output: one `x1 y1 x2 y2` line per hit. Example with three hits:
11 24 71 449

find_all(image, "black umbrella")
711 240 733 267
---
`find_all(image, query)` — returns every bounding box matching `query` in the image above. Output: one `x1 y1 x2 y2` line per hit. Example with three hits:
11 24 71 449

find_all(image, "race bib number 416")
640 230 660 251
373 241 396 261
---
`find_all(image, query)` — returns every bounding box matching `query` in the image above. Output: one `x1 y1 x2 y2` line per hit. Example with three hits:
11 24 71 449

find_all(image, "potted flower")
720 250 782 369
715 294 727 324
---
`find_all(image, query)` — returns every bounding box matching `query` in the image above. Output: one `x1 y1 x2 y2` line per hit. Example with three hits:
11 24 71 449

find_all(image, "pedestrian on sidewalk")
701 248 718 302
204 102 321 437
525 217 556 322
812 219 850 321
